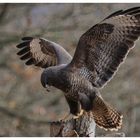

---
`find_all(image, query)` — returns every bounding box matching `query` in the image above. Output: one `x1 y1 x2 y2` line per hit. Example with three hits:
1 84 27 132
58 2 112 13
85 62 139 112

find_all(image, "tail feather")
91 95 123 131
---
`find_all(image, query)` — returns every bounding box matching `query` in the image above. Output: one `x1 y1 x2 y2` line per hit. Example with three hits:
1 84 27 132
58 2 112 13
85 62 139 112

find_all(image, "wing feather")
16 37 72 68
70 7 140 88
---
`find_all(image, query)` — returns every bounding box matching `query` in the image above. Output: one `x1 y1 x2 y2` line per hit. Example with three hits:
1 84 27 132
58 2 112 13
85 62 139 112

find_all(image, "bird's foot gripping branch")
49 111 125 137
50 112 96 137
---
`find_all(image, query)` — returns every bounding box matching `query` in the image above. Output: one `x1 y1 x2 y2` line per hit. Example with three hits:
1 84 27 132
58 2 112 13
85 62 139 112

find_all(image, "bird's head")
40 65 66 92
41 64 66 91
41 68 56 92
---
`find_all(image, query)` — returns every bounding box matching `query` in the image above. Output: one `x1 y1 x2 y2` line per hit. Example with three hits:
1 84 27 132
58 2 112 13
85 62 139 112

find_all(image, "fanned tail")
91 95 123 131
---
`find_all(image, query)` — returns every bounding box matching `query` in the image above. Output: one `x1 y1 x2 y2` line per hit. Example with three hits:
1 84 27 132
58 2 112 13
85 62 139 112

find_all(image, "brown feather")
17 47 30 55
91 95 123 131
20 52 31 60
70 7 140 88
16 37 72 68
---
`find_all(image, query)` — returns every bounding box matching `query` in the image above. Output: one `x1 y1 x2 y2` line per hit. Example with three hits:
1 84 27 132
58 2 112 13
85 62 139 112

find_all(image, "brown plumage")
17 37 72 68
92 95 123 131
16 7 140 131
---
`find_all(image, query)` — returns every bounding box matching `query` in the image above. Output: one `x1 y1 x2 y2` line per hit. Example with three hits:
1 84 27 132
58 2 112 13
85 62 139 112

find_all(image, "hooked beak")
45 84 51 92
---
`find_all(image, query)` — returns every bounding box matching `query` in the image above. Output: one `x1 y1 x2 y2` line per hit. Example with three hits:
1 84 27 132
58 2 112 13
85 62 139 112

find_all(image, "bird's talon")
73 109 84 119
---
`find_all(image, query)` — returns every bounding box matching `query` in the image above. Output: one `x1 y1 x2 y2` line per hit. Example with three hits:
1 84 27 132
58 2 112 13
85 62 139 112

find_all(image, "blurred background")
0 3 140 136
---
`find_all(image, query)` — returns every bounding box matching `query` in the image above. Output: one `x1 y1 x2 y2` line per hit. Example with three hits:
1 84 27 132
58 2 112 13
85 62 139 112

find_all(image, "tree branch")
0 4 9 23
50 112 96 137
50 112 126 137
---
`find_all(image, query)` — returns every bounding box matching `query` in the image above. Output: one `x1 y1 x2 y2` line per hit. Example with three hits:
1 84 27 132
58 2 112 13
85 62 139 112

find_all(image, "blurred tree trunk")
0 4 9 23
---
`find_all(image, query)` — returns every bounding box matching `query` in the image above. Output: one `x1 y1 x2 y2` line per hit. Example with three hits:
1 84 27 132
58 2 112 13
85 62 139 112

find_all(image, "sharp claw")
46 88 50 92
45 85 50 92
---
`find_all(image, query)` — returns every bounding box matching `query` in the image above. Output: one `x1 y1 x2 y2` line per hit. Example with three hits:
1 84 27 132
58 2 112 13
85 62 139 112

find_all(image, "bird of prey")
16 7 140 131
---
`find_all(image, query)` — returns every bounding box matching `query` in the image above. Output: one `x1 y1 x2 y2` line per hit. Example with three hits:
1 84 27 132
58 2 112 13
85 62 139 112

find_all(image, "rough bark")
50 112 125 137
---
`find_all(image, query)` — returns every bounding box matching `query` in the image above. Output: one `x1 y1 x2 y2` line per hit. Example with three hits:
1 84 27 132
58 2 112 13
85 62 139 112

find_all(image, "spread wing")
70 7 140 88
16 37 72 68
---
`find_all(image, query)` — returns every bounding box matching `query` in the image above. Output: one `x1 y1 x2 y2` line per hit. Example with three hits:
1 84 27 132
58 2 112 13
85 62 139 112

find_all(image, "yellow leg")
59 109 84 122
73 109 84 119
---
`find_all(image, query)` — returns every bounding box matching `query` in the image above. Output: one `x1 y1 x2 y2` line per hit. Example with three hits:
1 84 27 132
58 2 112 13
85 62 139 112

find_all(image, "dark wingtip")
16 41 30 48
17 47 30 56
121 6 140 14
104 10 123 20
25 58 34 65
104 7 140 20
20 53 31 60
21 37 33 41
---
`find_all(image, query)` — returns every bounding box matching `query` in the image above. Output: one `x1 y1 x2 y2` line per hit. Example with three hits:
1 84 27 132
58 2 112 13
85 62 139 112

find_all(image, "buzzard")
16 7 140 131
